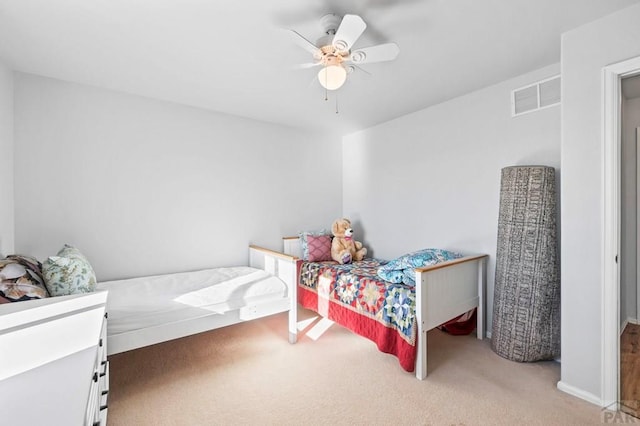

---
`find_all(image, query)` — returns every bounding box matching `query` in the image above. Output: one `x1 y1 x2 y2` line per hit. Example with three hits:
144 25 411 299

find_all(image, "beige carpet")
108 308 611 425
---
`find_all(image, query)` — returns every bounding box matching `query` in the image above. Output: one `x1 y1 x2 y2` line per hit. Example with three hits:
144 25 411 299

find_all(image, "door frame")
637 128 640 325
602 56 640 409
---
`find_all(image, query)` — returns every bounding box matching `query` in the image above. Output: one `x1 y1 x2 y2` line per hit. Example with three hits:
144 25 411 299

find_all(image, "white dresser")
0 290 109 426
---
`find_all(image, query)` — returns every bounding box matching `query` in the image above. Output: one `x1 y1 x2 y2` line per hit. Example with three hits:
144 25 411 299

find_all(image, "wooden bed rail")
415 254 489 272
249 245 299 261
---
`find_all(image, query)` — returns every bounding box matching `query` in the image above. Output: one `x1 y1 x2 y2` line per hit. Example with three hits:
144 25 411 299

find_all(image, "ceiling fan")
289 13 400 91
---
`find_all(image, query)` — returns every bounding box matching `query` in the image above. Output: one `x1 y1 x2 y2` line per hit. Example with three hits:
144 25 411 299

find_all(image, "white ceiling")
1 0 639 135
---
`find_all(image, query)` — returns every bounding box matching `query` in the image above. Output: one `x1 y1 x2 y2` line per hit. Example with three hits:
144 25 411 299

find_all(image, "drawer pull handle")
101 390 109 396
93 372 98 383
100 404 108 411
99 339 103 347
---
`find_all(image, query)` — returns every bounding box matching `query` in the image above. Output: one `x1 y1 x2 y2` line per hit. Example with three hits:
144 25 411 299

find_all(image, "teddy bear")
331 218 367 264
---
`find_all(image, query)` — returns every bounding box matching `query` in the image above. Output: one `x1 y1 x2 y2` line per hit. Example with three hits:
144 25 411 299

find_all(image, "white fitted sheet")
97 266 286 336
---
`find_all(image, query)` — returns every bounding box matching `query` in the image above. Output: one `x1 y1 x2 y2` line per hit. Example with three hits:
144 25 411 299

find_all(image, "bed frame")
282 236 488 380
106 245 299 355
412 253 488 379
105 242 486 380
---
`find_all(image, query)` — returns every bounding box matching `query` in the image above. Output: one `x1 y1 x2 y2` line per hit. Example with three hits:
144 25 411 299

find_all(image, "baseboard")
557 381 602 406
621 317 639 336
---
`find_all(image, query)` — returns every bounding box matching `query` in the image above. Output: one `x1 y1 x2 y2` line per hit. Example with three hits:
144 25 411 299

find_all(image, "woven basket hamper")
491 166 560 362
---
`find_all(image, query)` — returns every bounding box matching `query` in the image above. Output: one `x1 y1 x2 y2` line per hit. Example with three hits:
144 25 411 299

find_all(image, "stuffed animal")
331 218 367 264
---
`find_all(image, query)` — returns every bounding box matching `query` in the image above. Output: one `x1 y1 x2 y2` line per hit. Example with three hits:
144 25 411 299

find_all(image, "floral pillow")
377 248 463 286
43 244 97 296
299 230 331 261
376 268 404 284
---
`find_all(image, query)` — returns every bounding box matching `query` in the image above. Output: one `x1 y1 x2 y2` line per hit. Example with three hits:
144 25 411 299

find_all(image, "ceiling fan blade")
294 62 322 70
347 64 371 76
287 29 320 56
332 14 366 51
343 64 373 84
348 43 400 64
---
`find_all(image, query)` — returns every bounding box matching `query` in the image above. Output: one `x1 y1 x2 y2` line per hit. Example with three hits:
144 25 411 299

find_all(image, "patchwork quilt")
298 259 418 372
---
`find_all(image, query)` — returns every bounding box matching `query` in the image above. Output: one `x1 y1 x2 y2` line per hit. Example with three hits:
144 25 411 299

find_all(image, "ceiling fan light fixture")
318 64 347 90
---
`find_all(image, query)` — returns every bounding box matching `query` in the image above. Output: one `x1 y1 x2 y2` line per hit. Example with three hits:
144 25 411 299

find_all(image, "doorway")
619 77 640 418
602 56 640 411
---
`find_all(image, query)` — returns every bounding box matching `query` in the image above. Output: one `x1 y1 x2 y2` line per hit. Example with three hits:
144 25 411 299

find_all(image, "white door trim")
637 128 640 326
602 55 640 409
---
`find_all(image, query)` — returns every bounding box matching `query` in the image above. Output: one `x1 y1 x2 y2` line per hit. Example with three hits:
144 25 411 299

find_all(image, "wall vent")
511 75 561 117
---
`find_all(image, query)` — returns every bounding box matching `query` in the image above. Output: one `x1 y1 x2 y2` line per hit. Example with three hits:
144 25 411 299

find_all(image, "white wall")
0 62 13 256
561 2 640 402
342 63 561 335
621 95 640 327
14 73 342 281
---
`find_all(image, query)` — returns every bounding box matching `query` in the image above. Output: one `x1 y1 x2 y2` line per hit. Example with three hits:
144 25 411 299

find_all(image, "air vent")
511 75 561 117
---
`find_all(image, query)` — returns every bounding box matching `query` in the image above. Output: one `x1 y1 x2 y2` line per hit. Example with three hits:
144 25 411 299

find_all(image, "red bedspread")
297 260 417 372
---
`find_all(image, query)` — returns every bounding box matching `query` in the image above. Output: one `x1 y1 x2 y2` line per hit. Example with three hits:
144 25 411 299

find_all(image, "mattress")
97 266 286 336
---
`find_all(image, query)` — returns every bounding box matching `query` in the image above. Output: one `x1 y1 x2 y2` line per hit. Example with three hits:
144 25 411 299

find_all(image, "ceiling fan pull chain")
324 69 329 101
335 94 339 114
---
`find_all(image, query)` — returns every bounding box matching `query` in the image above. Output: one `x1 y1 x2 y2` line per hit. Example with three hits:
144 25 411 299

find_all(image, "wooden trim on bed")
414 254 489 273
282 236 299 241
249 245 299 261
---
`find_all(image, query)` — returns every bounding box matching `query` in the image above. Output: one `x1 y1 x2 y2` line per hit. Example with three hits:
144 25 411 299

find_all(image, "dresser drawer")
86 311 109 425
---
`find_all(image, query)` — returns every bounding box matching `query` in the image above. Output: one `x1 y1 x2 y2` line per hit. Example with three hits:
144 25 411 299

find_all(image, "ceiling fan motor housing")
320 14 351 51
319 13 341 35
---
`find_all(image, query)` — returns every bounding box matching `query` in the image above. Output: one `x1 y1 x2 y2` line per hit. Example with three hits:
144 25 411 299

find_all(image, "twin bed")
97 246 299 355
99 240 487 379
